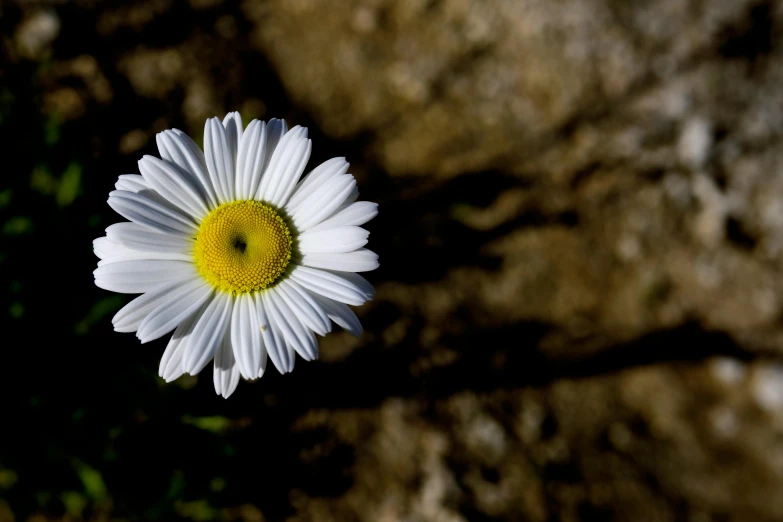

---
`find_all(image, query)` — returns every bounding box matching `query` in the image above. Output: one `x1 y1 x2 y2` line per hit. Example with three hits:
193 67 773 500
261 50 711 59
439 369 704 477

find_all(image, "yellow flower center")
193 200 292 295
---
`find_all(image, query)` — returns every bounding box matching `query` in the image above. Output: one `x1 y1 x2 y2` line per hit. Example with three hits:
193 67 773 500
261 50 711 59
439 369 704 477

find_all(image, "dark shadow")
719 2 775 61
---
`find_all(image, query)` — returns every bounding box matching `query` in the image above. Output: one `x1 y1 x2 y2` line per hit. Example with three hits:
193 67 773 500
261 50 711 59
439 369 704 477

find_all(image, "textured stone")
246 0 758 176
288 360 783 521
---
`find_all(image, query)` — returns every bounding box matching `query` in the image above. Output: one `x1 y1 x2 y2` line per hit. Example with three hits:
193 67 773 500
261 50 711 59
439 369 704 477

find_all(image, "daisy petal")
137 187 185 213
204 117 235 204
258 292 295 373
306 202 378 233
235 119 267 199
301 248 379 273
289 265 367 306
285 157 350 215
325 270 375 300
214 331 241 399
94 259 194 294
290 175 356 231
172 129 208 168
256 126 311 207
336 186 360 213
159 301 208 382
257 339 268 378
223 111 244 167
310 292 363 336
96 251 192 265
271 133 311 207
136 280 214 343
159 341 187 382
277 279 331 336
96 229 190 263
95 237 188 265
93 236 129 260
108 190 197 237
266 288 318 361
231 293 265 380
106 222 192 254
138 155 210 219
112 276 201 333
298 226 369 254
115 174 149 193
261 118 288 173
156 129 218 208
184 292 233 375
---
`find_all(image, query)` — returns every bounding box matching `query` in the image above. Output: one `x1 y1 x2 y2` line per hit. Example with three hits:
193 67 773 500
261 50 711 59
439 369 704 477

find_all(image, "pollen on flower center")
193 200 292 295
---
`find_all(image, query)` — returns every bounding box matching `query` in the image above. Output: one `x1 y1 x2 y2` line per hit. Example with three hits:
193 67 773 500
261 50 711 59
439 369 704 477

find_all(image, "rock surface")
292 358 783 522
248 0 783 354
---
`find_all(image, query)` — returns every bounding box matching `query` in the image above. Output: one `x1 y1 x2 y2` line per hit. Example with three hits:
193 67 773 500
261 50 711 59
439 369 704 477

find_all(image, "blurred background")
4 0 783 520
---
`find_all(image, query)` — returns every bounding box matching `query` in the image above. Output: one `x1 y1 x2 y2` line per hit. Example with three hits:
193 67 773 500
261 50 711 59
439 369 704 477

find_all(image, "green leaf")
57 162 82 207
73 460 107 501
75 295 125 334
182 415 231 434
2 216 33 236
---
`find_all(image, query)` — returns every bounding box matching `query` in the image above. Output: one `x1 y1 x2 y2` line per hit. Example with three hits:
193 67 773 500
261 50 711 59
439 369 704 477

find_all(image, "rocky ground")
5 1 783 521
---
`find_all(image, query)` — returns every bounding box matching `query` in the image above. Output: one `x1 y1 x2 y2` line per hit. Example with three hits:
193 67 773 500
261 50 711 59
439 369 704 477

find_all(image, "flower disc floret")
193 200 292 295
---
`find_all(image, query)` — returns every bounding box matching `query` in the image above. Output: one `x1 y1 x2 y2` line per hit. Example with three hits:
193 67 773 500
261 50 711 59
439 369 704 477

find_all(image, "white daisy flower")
93 113 378 398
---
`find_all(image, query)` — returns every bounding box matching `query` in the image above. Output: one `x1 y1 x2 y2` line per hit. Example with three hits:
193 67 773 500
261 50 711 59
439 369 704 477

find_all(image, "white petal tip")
113 326 136 333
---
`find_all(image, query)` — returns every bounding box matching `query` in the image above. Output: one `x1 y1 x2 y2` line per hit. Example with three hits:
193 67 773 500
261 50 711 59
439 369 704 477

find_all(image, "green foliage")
57 162 82 207
74 296 126 334
61 491 87 517
2 216 32 235
0 189 11 208
44 112 62 146
175 500 218 521
30 162 82 206
73 460 108 501
0 469 18 489
8 301 24 319
182 415 232 433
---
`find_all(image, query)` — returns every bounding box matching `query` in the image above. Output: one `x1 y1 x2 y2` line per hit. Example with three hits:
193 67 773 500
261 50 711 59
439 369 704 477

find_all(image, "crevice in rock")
719 2 775 61
725 216 758 251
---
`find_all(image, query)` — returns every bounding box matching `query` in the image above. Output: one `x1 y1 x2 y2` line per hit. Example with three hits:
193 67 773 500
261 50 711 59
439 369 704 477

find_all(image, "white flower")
93 113 378 398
